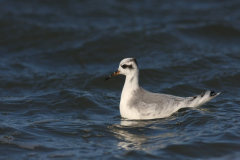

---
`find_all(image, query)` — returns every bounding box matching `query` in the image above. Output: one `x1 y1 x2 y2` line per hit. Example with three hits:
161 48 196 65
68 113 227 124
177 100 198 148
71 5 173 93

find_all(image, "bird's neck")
120 72 140 119
123 72 139 93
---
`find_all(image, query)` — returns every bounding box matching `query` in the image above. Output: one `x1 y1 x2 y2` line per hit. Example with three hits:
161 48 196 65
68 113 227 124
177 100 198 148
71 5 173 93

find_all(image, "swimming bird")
106 58 220 120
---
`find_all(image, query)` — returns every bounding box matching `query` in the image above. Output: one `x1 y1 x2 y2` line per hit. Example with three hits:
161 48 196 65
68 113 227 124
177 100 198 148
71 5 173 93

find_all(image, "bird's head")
105 58 138 80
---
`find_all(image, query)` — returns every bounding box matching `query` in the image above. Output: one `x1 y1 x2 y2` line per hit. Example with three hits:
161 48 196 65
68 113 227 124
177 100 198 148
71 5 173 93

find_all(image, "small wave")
48 153 75 158
33 119 60 124
164 142 240 158
0 135 41 150
179 24 240 40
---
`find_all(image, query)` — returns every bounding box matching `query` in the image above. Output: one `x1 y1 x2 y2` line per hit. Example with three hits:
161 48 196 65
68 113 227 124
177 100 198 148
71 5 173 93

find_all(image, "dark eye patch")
128 65 133 69
121 64 133 69
122 64 127 69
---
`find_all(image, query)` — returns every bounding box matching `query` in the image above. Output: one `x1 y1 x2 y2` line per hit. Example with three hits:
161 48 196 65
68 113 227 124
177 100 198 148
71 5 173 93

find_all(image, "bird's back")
126 87 217 119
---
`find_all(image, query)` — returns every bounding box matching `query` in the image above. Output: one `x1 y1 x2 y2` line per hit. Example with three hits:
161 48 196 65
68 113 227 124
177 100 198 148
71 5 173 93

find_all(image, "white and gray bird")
106 58 220 120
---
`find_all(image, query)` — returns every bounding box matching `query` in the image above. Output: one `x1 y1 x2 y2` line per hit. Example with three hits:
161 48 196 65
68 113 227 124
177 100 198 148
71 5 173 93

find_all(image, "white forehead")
120 58 134 65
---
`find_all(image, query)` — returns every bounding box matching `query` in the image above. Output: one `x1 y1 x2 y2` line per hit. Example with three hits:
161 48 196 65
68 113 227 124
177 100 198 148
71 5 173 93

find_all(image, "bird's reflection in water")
120 119 161 127
109 118 177 151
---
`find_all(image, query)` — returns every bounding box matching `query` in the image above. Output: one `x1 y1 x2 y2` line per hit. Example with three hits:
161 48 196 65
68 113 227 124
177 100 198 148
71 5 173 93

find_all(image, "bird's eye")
122 64 127 69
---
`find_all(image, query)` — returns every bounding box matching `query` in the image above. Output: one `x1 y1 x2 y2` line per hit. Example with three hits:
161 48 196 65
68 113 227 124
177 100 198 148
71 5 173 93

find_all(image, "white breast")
120 87 140 119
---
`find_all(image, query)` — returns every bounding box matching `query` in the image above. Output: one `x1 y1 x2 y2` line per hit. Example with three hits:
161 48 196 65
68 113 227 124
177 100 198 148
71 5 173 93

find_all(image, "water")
0 0 240 159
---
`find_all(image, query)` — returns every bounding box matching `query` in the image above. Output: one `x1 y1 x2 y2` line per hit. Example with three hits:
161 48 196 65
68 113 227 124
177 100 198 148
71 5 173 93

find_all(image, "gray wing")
128 87 193 118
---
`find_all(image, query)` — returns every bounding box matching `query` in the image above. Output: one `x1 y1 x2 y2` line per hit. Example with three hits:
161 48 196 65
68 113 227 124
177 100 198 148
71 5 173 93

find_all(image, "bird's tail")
188 91 220 108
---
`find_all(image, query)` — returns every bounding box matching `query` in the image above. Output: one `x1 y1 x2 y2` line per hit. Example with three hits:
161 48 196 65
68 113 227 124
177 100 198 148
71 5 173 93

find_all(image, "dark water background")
1 0 240 159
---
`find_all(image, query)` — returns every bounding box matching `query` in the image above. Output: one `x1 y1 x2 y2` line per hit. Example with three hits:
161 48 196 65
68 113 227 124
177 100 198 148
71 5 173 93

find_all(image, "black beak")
105 70 120 81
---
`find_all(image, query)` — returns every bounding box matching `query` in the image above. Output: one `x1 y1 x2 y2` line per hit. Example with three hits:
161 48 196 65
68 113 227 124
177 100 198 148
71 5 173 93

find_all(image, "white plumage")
106 58 220 120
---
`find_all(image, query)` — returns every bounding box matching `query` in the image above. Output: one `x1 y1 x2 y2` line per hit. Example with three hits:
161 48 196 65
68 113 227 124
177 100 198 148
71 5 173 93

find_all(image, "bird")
105 58 220 120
